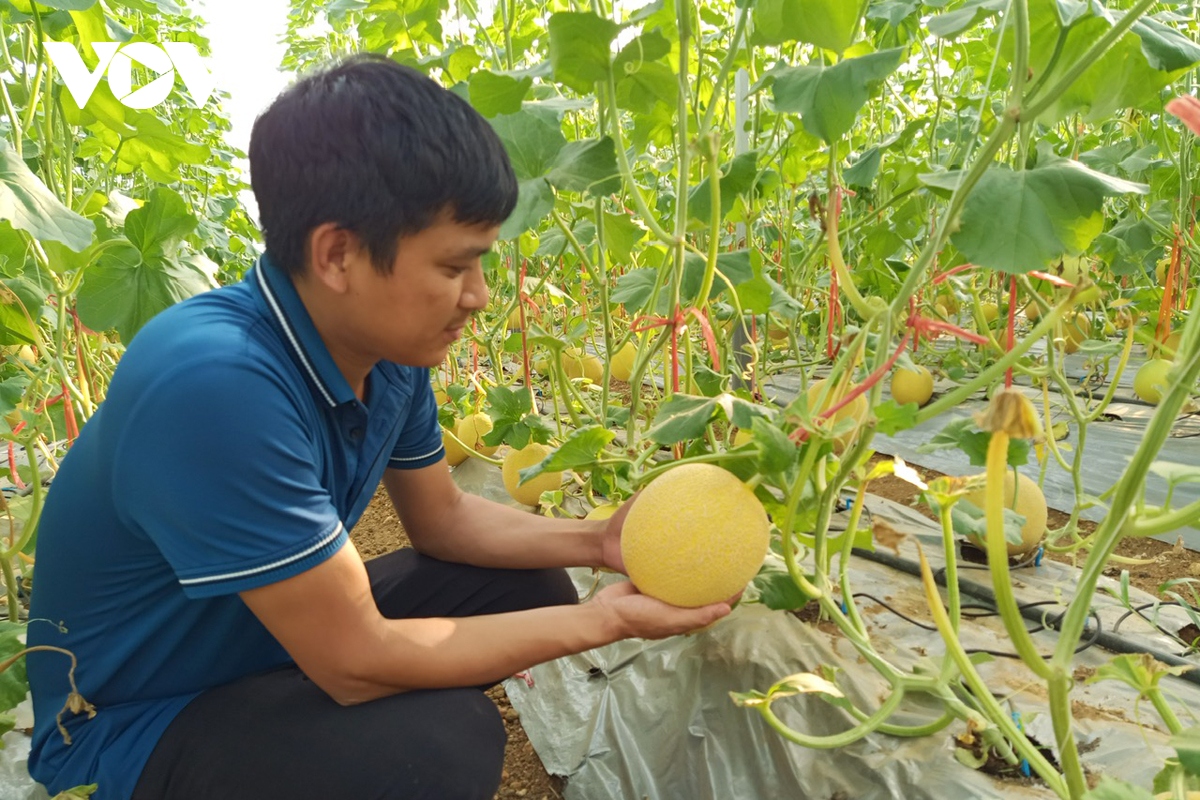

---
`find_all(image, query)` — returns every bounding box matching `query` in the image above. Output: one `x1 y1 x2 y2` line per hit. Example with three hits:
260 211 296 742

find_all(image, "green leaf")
1173 726 1200 776
613 29 671 74
927 0 1004 38
500 178 555 240
647 394 717 445
75 238 215 342
688 151 759 225
1129 15 1200 73
916 417 1030 467
772 48 906 144
547 12 618 94
546 137 621 196
752 0 860 52
874 399 919 436
0 142 93 252
0 621 28 714
602 212 647 264
0 276 45 345
489 107 568 182
124 187 196 258
750 417 799 475
447 45 483 82
952 498 1029 547
519 425 615 483
468 70 532 117
1080 778 1155 800
612 267 657 311
752 567 814 611
844 146 882 188
616 60 678 114
1022 3 1200 124
952 159 1148 273
482 385 551 450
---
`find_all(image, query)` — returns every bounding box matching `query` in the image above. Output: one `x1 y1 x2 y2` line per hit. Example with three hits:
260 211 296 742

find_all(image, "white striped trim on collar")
255 263 337 408
178 522 345 587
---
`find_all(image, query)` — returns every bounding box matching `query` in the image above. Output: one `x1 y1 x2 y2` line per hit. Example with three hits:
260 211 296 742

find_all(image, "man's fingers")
1167 96 1200 136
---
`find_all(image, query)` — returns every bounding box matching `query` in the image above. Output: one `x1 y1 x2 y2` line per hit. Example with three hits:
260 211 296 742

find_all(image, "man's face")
345 215 498 368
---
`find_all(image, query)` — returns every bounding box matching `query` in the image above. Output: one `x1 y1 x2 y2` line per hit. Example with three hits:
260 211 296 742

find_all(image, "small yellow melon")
609 341 638 382
457 412 498 457
502 443 562 506
964 470 1047 557
890 365 934 407
443 425 469 466
562 348 604 383
1133 358 1172 404
806 378 867 452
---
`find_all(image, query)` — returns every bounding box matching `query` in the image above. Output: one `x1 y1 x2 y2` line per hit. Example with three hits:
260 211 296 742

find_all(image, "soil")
348 452 1200 799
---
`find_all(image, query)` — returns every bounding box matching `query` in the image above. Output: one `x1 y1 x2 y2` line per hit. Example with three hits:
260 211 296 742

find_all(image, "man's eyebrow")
447 245 493 259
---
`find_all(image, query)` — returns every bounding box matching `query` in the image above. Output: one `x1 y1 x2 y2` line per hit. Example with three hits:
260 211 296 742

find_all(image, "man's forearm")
409 490 607 570
340 600 622 704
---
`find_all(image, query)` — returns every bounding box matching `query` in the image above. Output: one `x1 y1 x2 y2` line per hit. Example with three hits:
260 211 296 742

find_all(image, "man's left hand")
598 492 639 574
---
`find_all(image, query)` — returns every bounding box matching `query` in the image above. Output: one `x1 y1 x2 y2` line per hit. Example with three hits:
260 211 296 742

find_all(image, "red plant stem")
1006 276 1018 388
61 384 78 444
931 262 978 285
791 330 912 443
518 261 533 408
471 318 480 376
7 442 23 490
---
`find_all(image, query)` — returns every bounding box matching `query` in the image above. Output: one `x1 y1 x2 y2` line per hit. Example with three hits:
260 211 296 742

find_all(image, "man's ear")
305 223 362 293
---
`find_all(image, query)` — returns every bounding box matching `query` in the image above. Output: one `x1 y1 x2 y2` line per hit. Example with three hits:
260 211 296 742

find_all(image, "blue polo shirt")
25 255 445 798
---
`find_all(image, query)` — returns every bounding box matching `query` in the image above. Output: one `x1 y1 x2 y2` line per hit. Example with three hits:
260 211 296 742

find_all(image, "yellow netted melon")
621 463 770 607
502 443 562 506
964 470 1047 557
890 365 934 407
443 425 470 466
610 341 638 382
457 413 498 457
980 302 1000 324
562 348 604 383
1134 358 1173 404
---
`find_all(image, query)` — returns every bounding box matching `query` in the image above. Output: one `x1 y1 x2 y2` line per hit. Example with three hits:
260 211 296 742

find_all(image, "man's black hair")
249 53 518 277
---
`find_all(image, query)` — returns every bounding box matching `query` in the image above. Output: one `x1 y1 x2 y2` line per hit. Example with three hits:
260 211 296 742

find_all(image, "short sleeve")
387 368 444 469
115 359 347 599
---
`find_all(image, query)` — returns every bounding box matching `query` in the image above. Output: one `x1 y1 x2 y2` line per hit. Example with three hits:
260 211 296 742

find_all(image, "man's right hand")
590 580 734 640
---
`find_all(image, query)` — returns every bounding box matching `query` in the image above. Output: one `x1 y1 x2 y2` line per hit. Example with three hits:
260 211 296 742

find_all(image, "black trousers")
130 549 580 800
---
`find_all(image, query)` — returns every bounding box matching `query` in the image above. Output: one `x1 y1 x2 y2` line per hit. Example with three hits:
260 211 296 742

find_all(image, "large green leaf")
548 11 618 94
951 159 1148 273
927 0 1004 38
752 0 860 53
0 621 28 715
499 179 555 241
1022 1 1200 124
467 70 531 117
124 187 196 258
489 107 568 182
76 240 214 342
0 143 93 252
546 137 621 196
772 48 905 144
0 277 46 345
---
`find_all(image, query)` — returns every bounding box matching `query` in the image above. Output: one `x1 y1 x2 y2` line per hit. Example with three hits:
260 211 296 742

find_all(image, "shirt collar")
250 253 358 409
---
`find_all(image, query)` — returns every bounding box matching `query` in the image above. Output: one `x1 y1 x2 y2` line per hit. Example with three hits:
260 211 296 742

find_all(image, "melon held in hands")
621 463 770 607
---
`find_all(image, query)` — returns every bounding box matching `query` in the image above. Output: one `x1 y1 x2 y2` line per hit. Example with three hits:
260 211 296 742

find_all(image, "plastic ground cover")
503 486 1200 799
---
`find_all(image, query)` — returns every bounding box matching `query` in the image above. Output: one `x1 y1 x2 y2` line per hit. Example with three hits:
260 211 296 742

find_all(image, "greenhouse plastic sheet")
763 348 1200 549
504 489 1200 800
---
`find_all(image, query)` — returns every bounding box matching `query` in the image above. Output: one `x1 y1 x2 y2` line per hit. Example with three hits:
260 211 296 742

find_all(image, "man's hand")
598 491 639 574
590 580 733 639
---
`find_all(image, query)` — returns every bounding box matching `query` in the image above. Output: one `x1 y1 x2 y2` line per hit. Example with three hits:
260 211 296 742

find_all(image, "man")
26 54 731 799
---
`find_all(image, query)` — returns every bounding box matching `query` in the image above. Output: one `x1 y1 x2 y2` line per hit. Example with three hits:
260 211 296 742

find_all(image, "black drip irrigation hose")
851 546 1200 688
